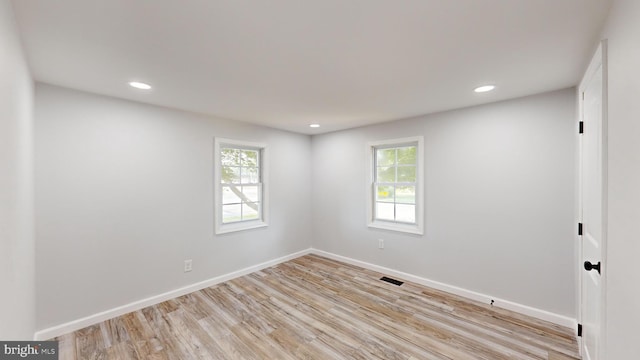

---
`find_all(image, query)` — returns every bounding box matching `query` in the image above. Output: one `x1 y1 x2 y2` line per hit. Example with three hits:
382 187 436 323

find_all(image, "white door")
579 42 607 360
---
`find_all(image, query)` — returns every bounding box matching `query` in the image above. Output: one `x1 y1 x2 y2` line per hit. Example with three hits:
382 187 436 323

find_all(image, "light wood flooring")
54 254 581 359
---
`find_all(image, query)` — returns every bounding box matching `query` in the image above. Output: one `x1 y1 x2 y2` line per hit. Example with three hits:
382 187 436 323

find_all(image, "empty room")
1 0 639 359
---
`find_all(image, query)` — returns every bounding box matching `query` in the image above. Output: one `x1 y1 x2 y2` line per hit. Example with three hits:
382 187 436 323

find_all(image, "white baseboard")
310 248 577 329
35 247 576 340
33 248 312 340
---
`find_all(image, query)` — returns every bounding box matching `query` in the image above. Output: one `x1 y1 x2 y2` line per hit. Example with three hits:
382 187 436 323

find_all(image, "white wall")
34 84 312 330
312 89 577 317
0 0 35 340
599 1 640 358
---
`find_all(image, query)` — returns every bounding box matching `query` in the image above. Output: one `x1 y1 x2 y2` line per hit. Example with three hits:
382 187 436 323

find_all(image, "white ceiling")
12 0 611 134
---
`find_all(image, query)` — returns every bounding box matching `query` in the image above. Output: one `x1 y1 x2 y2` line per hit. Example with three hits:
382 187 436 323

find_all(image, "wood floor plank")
139 305 188 359
105 341 140 360
56 332 77 360
52 255 581 359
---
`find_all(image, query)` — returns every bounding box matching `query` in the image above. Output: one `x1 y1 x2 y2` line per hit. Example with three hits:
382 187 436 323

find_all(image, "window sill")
368 221 423 235
216 220 268 235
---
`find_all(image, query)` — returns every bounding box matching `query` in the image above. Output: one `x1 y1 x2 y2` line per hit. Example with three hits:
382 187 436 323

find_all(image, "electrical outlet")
184 259 193 272
378 239 384 249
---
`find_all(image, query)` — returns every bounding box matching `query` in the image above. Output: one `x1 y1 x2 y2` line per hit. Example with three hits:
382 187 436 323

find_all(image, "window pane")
369 139 422 232
397 146 416 165
376 166 395 183
242 203 259 220
376 202 395 221
221 166 240 184
222 186 241 204
396 204 416 223
376 185 394 202
242 186 259 202
376 148 395 166
396 186 415 204
241 150 259 167
241 167 259 184
217 142 267 233
222 204 241 223
221 148 240 166
397 166 416 182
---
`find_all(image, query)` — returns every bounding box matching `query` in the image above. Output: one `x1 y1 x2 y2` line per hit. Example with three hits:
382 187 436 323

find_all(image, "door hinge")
579 121 584 134
578 323 583 337
578 222 583 236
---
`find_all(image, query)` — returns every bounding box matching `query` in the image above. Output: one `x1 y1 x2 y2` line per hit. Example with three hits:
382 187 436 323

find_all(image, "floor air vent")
380 276 404 286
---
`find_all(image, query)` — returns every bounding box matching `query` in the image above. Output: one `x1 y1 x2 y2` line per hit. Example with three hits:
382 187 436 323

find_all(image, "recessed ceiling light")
129 81 152 90
474 85 495 93
309 124 320 128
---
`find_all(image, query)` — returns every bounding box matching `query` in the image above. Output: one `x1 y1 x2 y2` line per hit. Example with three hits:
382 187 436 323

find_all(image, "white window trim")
214 138 269 235
366 136 424 235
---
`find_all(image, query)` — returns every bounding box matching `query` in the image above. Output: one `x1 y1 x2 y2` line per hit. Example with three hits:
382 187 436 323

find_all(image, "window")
214 138 268 234
368 137 424 234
